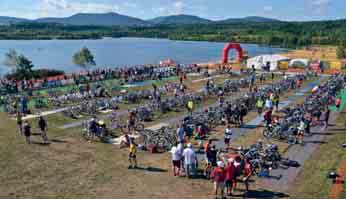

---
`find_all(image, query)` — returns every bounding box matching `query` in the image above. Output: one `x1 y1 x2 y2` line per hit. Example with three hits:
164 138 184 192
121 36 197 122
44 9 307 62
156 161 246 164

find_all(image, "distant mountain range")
149 14 212 25
0 16 29 25
0 12 281 26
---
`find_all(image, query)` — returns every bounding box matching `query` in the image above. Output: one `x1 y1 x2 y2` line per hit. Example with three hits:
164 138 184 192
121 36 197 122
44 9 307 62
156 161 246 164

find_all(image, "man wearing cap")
183 143 196 178
212 161 226 199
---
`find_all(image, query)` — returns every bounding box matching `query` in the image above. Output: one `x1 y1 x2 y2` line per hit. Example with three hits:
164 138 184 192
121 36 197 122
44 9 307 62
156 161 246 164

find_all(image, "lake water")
0 37 285 75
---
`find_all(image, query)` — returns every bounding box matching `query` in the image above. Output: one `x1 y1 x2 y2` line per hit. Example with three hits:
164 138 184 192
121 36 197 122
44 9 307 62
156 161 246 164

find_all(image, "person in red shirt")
243 159 252 195
212 161 226 199
225 158 236 196
264 109 272 126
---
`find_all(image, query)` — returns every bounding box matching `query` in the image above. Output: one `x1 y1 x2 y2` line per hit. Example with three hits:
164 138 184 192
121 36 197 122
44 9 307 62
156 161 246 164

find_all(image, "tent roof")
289 58 310 66
247 54 290 62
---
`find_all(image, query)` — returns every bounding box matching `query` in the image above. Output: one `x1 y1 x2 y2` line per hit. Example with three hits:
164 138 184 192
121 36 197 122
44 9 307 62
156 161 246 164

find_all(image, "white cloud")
263 6 273 12
152 0 187 16
124 2 137 8
38 0 120 18
306 0 332 15
311 0 332 6
173 1 184 14
42 0 69 9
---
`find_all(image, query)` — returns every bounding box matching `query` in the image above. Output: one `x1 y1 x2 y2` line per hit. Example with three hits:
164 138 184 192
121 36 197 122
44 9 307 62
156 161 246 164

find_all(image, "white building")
247 54 290 71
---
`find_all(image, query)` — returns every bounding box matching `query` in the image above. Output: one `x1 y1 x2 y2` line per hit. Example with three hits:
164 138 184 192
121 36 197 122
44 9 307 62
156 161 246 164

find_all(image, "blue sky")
0 0 345 21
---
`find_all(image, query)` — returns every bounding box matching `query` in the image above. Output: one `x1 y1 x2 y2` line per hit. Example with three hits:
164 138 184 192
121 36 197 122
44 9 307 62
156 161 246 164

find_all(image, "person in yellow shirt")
128 138 137 169
187 100 194 115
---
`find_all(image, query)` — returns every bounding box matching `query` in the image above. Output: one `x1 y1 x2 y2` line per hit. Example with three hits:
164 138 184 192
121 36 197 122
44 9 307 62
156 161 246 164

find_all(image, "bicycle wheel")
135 123 145 132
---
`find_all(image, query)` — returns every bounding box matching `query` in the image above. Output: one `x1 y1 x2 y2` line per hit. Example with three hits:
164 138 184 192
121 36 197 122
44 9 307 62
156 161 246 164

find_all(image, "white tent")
289 58 309 68
247 54 290 71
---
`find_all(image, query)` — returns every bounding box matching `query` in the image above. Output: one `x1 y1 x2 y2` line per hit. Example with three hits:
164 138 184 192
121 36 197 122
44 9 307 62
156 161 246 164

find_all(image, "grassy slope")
0 111 219 199
289 111 346 199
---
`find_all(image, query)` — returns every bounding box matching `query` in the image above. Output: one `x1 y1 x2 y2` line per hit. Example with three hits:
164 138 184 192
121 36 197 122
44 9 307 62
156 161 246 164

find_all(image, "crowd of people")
0 64 189 94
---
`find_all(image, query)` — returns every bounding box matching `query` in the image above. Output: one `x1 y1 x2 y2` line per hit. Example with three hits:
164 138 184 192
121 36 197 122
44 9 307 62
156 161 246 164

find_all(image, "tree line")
1 20 346 49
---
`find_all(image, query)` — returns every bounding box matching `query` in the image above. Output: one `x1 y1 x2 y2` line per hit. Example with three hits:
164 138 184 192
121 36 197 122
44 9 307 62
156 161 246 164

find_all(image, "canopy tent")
289 58 310 68
247 54 290 71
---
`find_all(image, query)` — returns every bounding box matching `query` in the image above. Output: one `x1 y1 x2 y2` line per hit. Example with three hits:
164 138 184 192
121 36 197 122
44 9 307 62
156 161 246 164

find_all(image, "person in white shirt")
170 142 182 176
224 125 232 149
265 98 273 110
183 143 197 178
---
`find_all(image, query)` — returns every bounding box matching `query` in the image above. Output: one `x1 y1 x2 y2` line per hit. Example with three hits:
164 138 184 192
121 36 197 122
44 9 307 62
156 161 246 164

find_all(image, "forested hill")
0 19 346 48
148 15 212 25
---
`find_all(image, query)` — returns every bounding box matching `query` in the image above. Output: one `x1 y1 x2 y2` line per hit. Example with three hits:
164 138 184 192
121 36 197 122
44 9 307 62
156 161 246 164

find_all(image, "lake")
0 37 286 75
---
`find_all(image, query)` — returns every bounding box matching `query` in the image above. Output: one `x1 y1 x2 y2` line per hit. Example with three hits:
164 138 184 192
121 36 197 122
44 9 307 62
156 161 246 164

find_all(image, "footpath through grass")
289 111 346 199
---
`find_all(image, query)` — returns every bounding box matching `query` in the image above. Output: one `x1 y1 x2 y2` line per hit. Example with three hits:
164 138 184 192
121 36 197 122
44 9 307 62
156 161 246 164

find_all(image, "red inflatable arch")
221 43 244 64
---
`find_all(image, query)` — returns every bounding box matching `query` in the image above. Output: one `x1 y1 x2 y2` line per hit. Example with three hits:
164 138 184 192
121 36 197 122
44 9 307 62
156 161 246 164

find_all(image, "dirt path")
203 77 324 152
259 111 339 193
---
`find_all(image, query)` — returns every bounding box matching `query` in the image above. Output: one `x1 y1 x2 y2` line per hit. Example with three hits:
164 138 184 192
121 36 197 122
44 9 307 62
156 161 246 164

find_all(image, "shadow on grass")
304 140 328 145
31 141 50 146
133 166 167 173
50 139 68 143
246 189 289 198
327 128 346 132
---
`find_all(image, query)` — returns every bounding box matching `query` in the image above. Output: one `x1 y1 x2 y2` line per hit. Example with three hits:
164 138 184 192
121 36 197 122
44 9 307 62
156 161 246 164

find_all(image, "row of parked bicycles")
263 74 346 144
0 64 203 114
228 140 299 176
137 74 309 151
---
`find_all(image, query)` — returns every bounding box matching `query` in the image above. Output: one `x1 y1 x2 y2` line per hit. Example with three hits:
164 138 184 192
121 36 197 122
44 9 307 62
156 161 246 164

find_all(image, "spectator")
183 143 197 178
264 109 273 126
177 142 185 174
233 156 242 191
127 110 136 133
297 119 306 144
170 142 182 176
225 158 236 196
335 97 341 110
212 161 226 199
256 98 264 115
23 121 31 144
16 112 23 135
89 117 98 141
265 98 273 110
209 145 218 167
224 125 232 150
176 124 185 143
240 104 247 125
243 159 252 195
324 107 330 128
273 93 280 111
128 138 138 169
38 116 49 143
187 100 194 115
